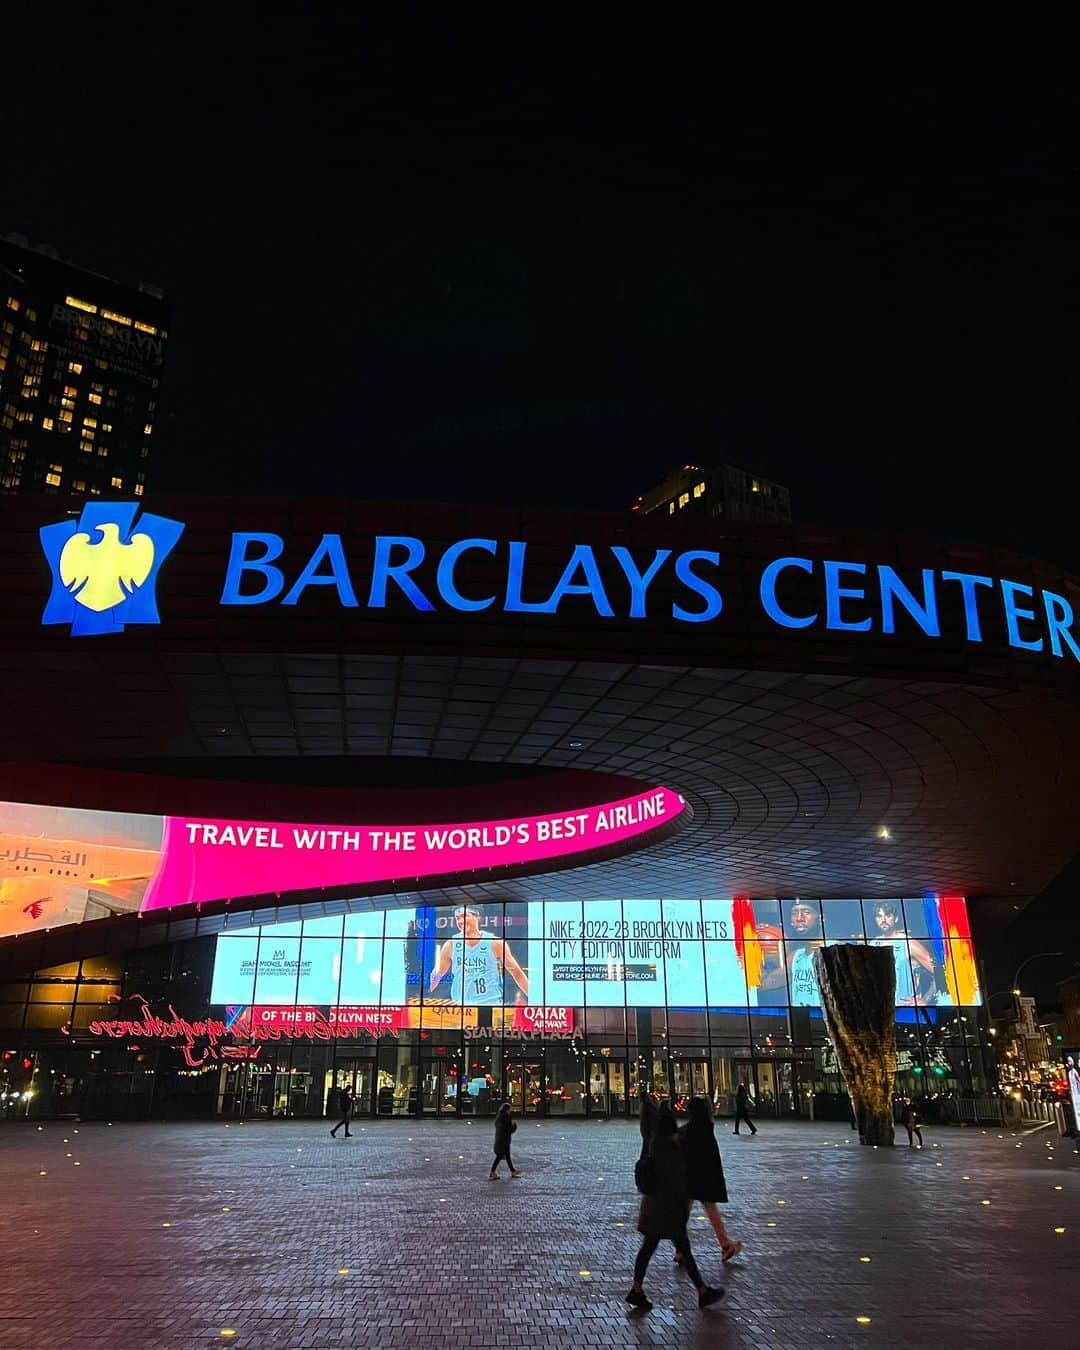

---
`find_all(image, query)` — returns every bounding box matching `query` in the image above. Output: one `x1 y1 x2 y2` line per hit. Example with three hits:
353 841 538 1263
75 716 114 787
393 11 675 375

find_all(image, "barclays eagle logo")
40 502 184 636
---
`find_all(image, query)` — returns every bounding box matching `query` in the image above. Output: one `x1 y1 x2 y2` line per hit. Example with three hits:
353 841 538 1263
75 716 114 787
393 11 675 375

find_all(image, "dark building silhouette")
0 233 169 497
631 462 791 525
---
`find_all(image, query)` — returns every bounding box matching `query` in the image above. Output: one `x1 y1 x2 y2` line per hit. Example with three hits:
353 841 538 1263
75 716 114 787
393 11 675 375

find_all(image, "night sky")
6 12 1076 569
6 13 1078 1000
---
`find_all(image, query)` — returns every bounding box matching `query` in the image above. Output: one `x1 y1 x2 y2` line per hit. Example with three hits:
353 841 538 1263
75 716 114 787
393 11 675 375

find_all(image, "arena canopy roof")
1 494 1078 974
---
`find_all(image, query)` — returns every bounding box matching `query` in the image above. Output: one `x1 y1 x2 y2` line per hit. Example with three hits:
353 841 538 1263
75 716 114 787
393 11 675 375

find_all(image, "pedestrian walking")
638 1086 658 1162
680 1097 742 1262
903 1097 923 1148
626 1106 723 1312
733 1079 757 1135
489 1101 520 1178
330 1081 353 1138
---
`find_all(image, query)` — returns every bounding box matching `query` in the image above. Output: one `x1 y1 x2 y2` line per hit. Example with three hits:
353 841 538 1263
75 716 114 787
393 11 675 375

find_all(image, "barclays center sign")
38 502 1080 662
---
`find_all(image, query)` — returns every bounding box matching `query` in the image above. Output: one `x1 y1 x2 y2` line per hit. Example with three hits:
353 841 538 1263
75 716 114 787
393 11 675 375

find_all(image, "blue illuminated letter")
1043 590 1080 662
672 550 722 623
504 542 553 614
282 534 358 606
220 532 285 605
824 561 872 632
368 535 435 611
1000 579 1043 652
760 556 816 628
611 547 672 619
436 538 498 611
877 566 940 637
940 571 993 642
544 545 614 617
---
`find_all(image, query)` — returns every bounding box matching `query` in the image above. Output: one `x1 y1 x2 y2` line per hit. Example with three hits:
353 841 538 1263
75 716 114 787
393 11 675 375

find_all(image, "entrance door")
671 1059 711 1113
734 1060 802 1118
587 1058 628 1117
331 1059 376 1119
419 1059 459 1116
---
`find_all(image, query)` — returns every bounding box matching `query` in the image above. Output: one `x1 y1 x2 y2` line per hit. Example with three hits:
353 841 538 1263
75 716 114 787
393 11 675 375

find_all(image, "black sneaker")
625 1289 653 1311
698 1286 725 1309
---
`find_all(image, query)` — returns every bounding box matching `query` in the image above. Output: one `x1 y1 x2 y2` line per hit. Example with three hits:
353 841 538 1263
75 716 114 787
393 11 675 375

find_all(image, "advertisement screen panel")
1 788 682 939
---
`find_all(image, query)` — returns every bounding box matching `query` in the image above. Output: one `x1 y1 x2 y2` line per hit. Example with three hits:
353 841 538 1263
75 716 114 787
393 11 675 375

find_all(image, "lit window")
5 297 19 311
83 416 97 428
26 309 37 321
89 487 101 496
72 480 86 492
101 309 132 326
88 392 102 405
96 445 108 456
133 483 144 497
668 501 675 515
30 339 45 352
58 410 73 423
678 492 690 508
60 398 75 410
143 423 153 436
68 361 83 375
65 296 97 314
42 416 54 431
101 422 112 432
139 446 149 459
45 472 62 487
751 479 760 492
110 476 123 488
82 428 94 440
134 320 157 335
693 481 706 498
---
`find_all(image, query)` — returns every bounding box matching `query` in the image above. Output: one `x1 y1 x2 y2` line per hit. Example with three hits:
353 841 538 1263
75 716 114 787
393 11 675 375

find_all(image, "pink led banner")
141 787 683 911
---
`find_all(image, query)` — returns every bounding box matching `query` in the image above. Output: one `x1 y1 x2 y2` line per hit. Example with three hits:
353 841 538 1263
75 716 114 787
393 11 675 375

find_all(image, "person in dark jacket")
680 1097 742 1262
330 1082 353 1138
638 1087 659 1161
903 1097 923 1148
733 1079 757 1135
626 1107 723 1312
489 1102 520 1178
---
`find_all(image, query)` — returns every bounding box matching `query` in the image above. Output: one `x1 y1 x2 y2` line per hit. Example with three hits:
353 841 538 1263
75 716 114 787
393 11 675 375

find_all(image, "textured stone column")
812 944 897 1146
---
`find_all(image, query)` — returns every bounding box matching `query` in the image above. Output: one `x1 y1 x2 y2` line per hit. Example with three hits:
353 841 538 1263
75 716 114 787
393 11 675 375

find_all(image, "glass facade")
0 897 992 1123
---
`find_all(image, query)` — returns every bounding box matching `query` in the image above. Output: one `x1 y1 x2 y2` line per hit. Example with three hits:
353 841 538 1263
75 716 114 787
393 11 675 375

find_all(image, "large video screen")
209 895 982 1009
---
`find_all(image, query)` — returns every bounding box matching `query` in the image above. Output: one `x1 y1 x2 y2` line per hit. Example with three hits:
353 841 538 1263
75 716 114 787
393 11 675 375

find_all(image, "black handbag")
634 1154 656 1195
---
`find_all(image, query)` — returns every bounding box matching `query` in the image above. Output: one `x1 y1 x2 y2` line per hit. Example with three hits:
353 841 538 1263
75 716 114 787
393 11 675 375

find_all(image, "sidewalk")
1 1117 1075 1348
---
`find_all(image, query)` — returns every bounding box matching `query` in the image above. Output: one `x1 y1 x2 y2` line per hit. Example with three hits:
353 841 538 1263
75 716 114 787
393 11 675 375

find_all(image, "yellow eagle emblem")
59 523 155 613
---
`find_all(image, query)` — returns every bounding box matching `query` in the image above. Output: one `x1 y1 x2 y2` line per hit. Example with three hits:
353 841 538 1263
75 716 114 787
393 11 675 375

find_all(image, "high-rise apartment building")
0 233 169 497
631 461 791 525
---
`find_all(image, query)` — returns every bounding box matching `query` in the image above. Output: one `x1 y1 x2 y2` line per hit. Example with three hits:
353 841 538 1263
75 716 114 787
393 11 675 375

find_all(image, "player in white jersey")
429 906 529 1005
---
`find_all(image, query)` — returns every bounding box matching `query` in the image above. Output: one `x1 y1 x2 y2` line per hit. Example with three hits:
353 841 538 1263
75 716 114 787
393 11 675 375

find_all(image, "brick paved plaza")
1 1115 1075 1349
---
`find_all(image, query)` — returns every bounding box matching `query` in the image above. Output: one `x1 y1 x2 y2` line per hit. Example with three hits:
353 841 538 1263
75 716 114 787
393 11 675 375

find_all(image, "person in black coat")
330 1082 353 1138
638 1087 659 1161
489 1102 520 1178
626 1106 724 1312
733 1079 757 1134
679 1097 742 1261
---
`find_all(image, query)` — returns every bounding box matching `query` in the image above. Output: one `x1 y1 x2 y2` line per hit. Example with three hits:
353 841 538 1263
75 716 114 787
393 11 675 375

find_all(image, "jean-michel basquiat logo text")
39 501 184 636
